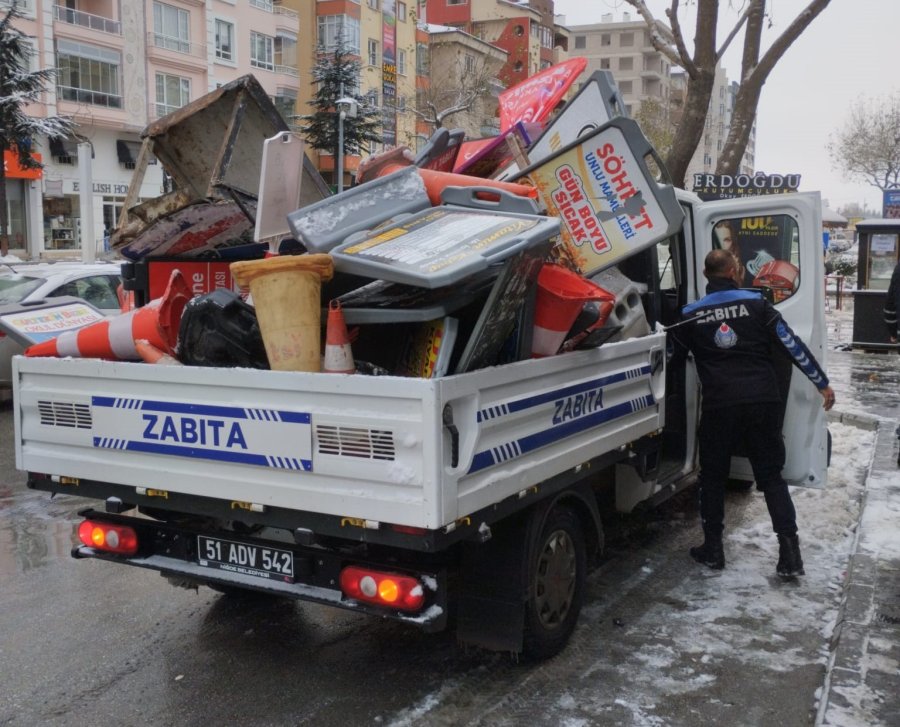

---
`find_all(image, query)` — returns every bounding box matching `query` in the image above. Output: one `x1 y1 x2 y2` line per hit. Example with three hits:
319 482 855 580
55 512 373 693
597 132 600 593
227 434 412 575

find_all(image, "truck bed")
14 331 666 530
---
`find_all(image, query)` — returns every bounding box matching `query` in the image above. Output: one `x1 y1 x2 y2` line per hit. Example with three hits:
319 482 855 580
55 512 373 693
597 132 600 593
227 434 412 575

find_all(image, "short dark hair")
704 249 737 279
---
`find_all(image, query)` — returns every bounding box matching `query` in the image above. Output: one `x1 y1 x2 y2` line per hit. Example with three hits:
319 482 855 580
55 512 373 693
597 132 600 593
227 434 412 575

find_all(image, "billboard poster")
498 58 587 132
883 188 900 219
382 0 397 148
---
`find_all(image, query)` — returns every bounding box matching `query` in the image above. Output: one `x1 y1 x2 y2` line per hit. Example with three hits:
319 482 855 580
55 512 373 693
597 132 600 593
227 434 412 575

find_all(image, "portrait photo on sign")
712 215 801 303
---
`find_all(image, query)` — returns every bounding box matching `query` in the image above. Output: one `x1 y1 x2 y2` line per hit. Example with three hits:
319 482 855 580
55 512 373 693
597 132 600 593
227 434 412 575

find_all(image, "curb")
815 416 898 725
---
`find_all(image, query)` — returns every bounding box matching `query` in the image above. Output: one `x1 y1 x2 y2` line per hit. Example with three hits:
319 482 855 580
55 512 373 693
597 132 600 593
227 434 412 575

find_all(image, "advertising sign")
516 117 684 276
692 173 801 201
3 150 43 180
382 0 397 147
0 297 105 346
498 58 587 132
883 188 900 219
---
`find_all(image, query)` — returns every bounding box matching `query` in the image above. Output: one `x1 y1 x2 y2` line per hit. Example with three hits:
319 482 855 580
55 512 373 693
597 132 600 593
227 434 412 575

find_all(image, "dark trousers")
697 402 798 538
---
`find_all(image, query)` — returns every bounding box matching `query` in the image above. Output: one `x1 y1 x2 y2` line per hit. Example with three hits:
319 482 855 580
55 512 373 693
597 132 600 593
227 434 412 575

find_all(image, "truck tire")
523 505 586 660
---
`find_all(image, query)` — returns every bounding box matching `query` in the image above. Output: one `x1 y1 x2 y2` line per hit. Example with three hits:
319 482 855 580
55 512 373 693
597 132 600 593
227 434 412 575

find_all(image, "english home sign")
692 173 801 201
65 180 130 195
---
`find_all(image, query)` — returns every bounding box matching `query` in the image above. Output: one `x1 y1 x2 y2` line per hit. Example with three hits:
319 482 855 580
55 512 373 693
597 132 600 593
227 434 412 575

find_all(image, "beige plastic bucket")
231 254 334 372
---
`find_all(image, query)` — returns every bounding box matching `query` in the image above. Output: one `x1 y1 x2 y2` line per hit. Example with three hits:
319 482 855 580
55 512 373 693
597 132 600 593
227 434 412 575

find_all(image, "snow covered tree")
623 0 832 188
828 93 900 193
299 39 381 182
0 1 74 255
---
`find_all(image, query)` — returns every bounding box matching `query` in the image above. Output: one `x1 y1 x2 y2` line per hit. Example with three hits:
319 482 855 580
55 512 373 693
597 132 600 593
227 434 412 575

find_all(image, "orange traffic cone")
323 300 355 374
25 269 192 360
356 147 537 206
135 339 183 366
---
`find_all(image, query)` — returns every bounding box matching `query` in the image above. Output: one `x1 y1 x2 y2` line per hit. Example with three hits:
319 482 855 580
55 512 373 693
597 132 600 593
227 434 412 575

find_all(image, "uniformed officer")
672 249 835 577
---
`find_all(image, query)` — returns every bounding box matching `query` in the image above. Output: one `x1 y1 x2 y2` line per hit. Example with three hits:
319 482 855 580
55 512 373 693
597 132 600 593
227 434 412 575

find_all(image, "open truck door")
691 192 829 488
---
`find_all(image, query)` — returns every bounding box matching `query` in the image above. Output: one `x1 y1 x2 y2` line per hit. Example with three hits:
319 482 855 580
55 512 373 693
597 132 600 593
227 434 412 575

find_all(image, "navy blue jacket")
672 278 829 410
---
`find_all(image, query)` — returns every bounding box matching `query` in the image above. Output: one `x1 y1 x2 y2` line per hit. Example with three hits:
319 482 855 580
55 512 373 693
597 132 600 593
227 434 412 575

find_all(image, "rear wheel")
523 506 586 660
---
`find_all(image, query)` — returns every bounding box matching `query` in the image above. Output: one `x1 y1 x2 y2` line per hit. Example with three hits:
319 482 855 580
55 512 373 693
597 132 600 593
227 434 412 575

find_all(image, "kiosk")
851 218 900 350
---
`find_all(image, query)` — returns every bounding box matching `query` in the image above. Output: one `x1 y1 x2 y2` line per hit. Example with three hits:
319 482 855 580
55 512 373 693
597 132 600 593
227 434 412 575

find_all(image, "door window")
712 214 800 303
53 275 121 312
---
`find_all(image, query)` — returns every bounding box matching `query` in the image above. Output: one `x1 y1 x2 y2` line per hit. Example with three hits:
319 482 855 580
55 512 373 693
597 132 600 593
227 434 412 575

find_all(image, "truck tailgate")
14 332 665 530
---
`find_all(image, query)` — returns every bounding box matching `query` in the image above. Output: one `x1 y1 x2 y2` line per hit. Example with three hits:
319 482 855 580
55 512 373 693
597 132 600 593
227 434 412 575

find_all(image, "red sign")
3 150 43 179
147 261 236 301
498 58 587 132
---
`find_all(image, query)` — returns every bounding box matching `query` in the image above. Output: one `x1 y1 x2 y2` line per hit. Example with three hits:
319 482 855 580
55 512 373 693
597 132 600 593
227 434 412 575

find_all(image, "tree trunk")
665 69 716 189
716 0 833 176
0 144 9 258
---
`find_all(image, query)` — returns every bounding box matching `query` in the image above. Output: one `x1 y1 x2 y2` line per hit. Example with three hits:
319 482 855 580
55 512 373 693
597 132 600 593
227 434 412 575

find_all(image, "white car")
0 261 123 388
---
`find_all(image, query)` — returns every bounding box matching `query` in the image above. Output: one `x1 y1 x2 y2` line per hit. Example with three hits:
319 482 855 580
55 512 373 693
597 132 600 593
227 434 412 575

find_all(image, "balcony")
248 0 298 20
54 4 121 35
57 84 122 108
147 33 206 71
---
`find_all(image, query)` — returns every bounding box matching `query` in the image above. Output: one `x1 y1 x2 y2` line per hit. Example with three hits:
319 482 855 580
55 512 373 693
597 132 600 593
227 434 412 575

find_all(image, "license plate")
197 536 294 583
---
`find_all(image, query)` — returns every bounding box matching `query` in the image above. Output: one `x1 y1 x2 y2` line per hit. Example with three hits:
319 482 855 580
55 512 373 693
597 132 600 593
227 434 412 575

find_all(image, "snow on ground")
386 421 878 726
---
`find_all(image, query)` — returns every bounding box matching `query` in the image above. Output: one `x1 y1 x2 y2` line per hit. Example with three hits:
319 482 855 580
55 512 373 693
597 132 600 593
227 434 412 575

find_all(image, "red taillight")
77 520 139 556
340 566 425 612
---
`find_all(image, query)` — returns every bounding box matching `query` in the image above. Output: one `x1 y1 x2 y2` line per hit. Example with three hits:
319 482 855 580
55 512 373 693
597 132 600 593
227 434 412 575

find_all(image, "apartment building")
418 23 506 140
568 11 672 117
311 0 420 186
5 0 306 259
423 0 569 88
570 11 755 188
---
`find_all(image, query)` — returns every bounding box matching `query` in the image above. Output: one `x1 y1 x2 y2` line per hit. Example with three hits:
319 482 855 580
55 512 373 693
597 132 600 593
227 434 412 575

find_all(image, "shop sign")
883 188 900 219
65 180 130 195
692 173 801 201
3 150 43 179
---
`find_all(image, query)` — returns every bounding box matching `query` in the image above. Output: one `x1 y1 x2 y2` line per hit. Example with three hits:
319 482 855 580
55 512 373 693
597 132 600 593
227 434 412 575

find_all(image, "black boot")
690 536 725 570
776 534 805 577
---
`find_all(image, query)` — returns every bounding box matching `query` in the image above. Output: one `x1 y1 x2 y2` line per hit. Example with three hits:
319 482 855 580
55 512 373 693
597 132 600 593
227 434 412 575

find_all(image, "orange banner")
3 149 43 179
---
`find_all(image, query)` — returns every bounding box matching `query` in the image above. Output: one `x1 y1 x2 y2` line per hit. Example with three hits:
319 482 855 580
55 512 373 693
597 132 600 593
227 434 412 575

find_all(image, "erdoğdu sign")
498 58 587 132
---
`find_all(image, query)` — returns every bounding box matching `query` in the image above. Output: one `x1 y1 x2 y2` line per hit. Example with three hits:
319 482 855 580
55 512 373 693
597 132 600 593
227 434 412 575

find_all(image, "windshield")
0 275 44 304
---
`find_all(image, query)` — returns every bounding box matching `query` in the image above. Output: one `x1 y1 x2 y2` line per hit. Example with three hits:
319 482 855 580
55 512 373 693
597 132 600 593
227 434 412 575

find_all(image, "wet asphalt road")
0 394 868 726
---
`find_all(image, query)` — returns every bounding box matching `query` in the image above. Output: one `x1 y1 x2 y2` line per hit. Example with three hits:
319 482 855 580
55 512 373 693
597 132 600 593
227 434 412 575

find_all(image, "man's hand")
820 385 836 411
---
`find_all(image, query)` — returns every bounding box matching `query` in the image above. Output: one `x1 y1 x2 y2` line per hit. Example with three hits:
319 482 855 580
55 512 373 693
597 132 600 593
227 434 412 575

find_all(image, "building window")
250 31 274 71
365 89 379 108
620 32 634 47
514 60 523 72
317 15 360 55
56 39 122 108
368 38 379 66
464 53 475 72
153 2 190 54
397 2 406 21
273 88 297 123
275 32 297 72
398 48 406 75
366 0 378 9
600 58 610 69
396 95 406 111
574 35 585 50
601 33 611 46
513 24 524 37
215 19 234 62
416 43 428 75
619 80 632 94
155 72 190 116
447 0 466 5
619 56 633 71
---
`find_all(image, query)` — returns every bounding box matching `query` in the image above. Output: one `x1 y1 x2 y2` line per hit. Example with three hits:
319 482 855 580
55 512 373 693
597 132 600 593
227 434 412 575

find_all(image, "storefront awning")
49 137 92 159
117 140 156 166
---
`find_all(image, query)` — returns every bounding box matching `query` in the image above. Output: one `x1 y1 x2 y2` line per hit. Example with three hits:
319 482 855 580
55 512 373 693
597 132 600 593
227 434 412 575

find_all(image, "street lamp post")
335 95 358 194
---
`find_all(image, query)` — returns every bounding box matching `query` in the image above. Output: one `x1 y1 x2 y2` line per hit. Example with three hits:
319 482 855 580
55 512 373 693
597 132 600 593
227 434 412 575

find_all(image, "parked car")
0 261 122 388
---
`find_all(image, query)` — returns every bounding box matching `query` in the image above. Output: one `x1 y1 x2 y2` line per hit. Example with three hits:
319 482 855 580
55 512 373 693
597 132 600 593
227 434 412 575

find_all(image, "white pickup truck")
12 190 829 659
